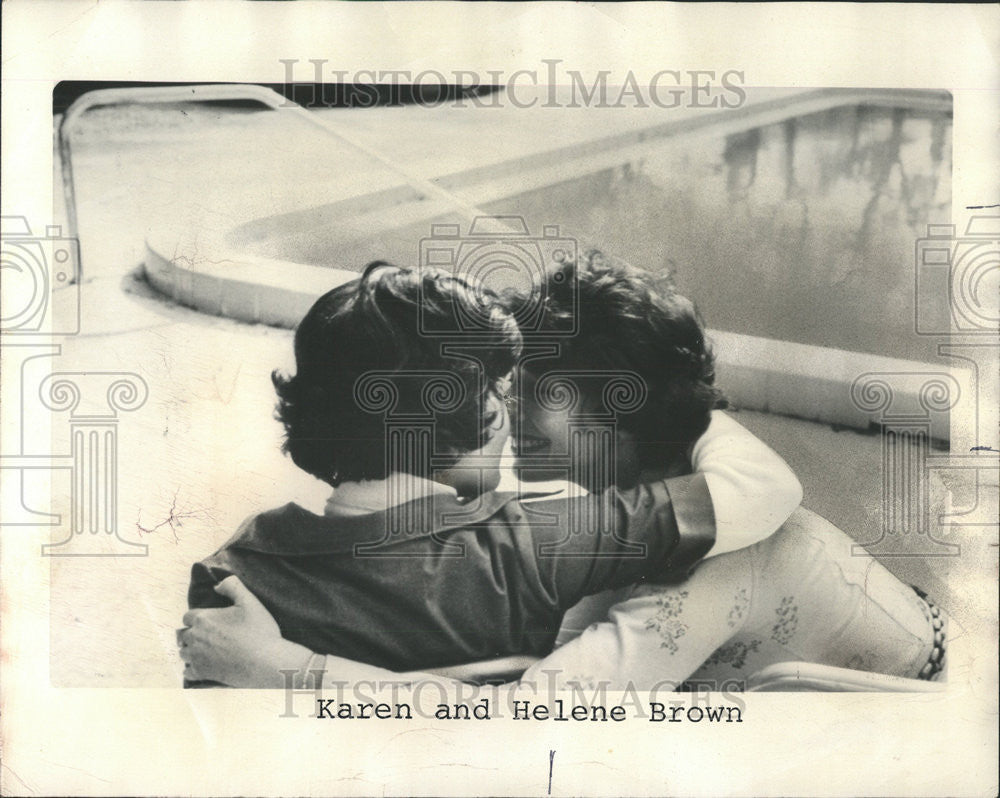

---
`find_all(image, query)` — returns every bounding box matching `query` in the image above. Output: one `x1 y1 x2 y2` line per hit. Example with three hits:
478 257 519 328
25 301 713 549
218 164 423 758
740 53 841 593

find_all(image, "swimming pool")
216 90 951 363
62 85 957 435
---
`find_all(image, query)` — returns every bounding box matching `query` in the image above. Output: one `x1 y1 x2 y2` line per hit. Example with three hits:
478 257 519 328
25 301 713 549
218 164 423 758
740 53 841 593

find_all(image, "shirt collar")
495 464 589 501
326 468 581 517
326 473 459 517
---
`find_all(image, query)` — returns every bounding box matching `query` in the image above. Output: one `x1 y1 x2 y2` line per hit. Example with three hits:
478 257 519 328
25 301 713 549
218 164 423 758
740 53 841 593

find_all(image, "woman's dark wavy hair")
522 249 726 467
273 261 521 486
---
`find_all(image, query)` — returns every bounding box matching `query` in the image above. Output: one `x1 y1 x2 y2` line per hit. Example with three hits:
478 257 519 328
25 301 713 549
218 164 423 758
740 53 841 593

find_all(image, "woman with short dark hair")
273 260 521 488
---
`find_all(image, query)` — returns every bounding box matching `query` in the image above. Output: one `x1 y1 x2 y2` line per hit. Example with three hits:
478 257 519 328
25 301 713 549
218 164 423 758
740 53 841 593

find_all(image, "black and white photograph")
2 3 997 796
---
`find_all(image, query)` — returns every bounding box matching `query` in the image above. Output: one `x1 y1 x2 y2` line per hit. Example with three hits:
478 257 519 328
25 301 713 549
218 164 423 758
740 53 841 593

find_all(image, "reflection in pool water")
227 101 950 363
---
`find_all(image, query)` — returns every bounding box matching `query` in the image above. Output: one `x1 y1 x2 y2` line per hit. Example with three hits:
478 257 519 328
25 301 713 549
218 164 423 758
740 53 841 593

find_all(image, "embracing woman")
178 253 945 690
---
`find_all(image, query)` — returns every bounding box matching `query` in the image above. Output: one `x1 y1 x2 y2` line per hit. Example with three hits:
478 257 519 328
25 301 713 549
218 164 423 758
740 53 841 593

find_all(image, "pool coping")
145 229 967 442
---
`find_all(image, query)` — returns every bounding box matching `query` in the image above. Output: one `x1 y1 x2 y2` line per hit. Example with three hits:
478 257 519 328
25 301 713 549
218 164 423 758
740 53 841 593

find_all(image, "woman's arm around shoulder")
690 410 803 557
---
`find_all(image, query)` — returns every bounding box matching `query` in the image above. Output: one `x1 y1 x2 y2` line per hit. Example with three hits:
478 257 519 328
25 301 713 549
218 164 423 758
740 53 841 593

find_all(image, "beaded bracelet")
912 586 946 681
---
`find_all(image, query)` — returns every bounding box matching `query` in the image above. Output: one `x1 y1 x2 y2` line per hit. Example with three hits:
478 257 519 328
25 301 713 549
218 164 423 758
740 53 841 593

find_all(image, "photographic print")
2 3 997 796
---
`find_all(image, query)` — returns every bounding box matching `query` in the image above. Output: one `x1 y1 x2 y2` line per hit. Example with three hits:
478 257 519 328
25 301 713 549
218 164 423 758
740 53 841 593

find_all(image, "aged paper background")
2 2 998 795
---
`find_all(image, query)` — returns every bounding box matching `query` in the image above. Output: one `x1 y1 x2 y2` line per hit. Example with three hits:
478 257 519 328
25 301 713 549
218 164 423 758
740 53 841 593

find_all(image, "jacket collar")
229 487 562 556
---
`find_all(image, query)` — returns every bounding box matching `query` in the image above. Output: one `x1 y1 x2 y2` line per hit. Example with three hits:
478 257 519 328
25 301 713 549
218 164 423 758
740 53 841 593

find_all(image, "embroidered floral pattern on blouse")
771 595 799 644
703 638 762 670
644 589 690 654
727 588 750 628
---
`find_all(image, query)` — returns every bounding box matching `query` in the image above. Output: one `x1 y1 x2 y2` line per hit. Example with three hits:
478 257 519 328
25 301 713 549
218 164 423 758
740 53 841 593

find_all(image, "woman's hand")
179 576 313 687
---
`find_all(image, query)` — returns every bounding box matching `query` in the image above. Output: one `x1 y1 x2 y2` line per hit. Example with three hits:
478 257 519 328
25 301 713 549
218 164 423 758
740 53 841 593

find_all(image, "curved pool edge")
144 231 965 442
144 229 358 328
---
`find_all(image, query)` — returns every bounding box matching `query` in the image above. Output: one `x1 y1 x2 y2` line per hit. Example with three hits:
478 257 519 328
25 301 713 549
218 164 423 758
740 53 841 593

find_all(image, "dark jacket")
187 475 714 674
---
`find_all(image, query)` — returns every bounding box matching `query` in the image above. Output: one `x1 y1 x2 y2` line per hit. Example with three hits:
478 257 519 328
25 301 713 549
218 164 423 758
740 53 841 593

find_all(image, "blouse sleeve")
519 544 754 689
691 411 803 558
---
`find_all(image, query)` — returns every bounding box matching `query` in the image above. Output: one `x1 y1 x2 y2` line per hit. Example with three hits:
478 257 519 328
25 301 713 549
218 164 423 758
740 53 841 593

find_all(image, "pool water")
227 100 951 363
